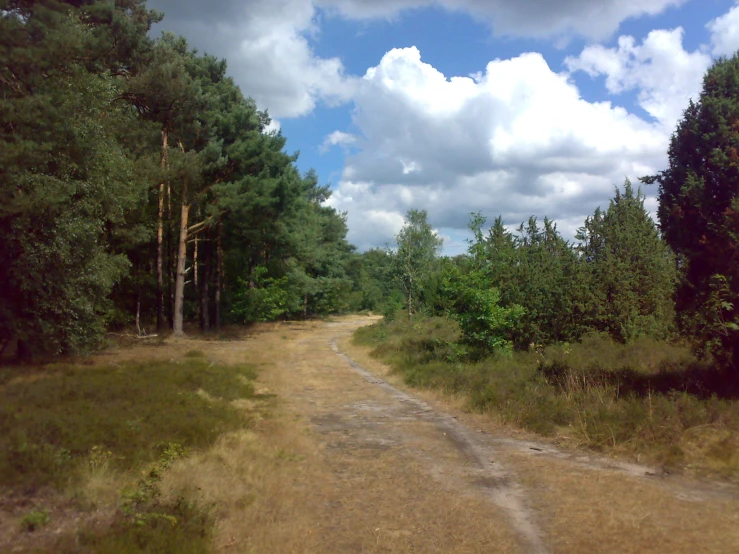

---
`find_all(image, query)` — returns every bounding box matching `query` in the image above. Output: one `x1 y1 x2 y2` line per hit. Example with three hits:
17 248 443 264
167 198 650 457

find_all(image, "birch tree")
393 210 443 321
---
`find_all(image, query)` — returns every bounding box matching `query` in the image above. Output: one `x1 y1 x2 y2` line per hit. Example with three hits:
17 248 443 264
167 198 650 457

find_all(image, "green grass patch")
55 442 213 553
64 498 212 554
20 508 51 532
354 316 739 477
0 355 260 552
0 358 257 492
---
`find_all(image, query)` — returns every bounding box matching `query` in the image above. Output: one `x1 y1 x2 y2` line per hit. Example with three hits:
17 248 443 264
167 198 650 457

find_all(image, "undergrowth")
55 443 213 554
0 358 256 492
354 316 739 477
0 356 258 552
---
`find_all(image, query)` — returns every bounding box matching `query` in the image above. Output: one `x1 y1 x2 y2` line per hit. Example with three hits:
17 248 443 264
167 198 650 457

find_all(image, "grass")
20 508 50 532
0 353 259 552
54 496 213 554
0 358 256 492
354 315 739 477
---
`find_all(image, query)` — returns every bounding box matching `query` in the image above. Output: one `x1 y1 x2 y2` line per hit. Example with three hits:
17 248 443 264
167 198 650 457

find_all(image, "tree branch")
107 332 159 339
188 212 226 235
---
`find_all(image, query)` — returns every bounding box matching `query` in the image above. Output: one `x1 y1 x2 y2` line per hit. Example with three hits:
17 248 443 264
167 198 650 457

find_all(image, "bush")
354 315 739 476
20 508 50 532
231 267 291 322
441 267 524 358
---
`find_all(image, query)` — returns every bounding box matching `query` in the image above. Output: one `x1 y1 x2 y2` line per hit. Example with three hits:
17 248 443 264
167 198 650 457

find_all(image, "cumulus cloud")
328 47 677 249
565 28 711 127
147 0 688 121
708 2 739 57
319 0 687 40
148 0 358 118
145 0 715 251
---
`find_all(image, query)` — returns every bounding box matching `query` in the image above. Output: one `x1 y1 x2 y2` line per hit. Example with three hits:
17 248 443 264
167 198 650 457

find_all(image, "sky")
147 0 739 254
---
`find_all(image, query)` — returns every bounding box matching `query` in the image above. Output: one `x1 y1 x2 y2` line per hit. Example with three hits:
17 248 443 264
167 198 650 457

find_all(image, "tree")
470 214 588 348
124 32 201 332
441 264 524 358
393 210 443 320
1 1 399 355
0 0 159 355
642 54 739 366
577 180 676 342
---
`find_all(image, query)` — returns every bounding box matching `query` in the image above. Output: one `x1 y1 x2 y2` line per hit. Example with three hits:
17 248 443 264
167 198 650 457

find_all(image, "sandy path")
251 318 527 553
135 315 739 553
254 316 739 553
11 317 738 552
330 335 547 552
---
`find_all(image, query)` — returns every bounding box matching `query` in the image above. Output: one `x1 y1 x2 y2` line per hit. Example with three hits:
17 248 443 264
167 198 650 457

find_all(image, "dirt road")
174 316 739 553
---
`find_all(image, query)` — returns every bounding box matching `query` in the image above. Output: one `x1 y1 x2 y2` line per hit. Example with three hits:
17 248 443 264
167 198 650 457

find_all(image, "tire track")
330 338 549 554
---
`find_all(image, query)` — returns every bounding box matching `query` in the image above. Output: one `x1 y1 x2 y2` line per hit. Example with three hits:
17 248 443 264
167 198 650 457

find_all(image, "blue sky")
149 0 739 253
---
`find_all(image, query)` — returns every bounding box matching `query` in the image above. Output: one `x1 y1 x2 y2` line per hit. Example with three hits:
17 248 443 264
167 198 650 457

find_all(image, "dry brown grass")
163 426 322 553
186 316 522 553
342 322 739 554
508 452 739 553
13 315 737 553
27 317 519 553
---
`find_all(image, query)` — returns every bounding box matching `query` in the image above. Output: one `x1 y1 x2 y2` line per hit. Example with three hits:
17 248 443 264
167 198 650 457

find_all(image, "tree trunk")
0 338 10 358
156 127 168 332
408 276 413 321
135 291 141 336
200 236 210 333
168 217 175 329
167 176 175 328
304 293 308 319
173 189 190 337
215 221 223 332
248 256 255 290
193 235 198 287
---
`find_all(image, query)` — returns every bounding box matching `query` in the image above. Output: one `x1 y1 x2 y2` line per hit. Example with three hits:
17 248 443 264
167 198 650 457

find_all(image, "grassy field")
0 347 261 553
353 315 739 478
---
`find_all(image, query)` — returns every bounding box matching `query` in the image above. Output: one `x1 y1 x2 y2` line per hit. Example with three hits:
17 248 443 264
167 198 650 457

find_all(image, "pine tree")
0 0 159 355
124 32 202 332
642 54 739 366
577 180 676 342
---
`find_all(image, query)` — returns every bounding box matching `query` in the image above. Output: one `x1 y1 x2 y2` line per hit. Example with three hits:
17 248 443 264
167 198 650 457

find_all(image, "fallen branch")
107 332 159 339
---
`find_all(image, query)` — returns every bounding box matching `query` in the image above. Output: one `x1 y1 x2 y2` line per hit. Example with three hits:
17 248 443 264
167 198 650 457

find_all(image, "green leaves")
577 180 677 343
393 209 444 319
642 54 739 367
1 3 153 353
230 267 290 322
441 266 524 357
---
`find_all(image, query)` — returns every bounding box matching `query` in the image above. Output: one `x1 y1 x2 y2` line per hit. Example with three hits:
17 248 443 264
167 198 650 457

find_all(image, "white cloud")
708 2 739 57
146 0 718 252
149 0 358 118
148 0 688 122
565 28 711 127
321 130 358 152
330 47 675 249
319 0 687 40
263 118 282 134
